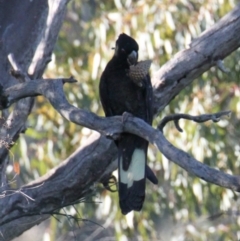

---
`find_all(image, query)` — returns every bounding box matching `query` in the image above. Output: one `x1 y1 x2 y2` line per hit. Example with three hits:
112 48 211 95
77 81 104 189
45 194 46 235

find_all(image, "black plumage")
99 33 156 215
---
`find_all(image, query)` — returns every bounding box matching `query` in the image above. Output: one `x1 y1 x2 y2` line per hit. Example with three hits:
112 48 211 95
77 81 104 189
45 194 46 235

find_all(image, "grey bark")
0 0 68 240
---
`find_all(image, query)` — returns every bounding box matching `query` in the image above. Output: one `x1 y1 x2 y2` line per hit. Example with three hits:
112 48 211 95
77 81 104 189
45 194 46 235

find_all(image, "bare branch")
0 132 117 234
62 76 78 84
0 107 240 239
152 4 240 114
158 111 231 132
122 116 240 192
1 79 240 192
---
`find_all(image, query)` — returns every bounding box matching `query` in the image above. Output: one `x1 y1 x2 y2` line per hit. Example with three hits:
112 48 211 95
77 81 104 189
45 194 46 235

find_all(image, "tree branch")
0 133 117 240
152 4 240 114
158 111 231 132
1 74 240 238
1 79 240 192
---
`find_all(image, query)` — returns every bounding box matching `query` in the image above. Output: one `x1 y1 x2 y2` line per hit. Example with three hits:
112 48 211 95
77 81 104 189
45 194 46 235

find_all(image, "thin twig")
158 111 231 132
62 76 78 84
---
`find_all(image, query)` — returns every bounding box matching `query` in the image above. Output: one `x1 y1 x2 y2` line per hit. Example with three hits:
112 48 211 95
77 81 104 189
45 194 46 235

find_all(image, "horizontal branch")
123 116 240 192
1 79 240 229
1 79 123 137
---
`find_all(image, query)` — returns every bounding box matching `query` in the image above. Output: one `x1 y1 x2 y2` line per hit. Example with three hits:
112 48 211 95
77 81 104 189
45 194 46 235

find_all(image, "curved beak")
127 50 138 65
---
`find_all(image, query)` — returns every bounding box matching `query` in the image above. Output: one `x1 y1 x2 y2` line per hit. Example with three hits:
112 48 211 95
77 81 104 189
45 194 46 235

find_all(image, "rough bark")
0 0 68 240
0 3 240 241
0 0 68 167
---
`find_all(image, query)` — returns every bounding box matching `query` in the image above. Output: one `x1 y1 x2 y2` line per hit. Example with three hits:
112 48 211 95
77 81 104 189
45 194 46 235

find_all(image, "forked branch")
0 78 240 193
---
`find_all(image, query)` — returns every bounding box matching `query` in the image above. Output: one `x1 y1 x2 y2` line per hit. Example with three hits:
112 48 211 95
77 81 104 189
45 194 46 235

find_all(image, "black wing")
99 69 113 117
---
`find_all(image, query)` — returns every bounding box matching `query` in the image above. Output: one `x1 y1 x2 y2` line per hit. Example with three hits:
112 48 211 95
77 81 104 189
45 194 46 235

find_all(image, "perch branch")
0 100 240 233
0 79 240 194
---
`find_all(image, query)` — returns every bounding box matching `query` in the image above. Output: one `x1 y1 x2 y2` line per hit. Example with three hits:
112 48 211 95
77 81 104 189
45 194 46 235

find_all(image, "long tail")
117 133 148 215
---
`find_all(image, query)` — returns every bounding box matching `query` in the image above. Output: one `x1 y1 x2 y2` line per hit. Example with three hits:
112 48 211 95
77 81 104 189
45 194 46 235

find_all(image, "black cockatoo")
99 33 157 215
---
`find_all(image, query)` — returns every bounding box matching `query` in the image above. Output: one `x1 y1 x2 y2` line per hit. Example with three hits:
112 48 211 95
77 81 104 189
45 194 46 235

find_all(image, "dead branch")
152 4 240 115
1 74 240 238
158 111 231 132
1 79 240 192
